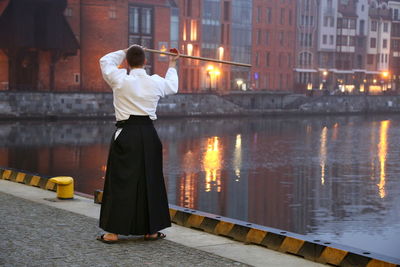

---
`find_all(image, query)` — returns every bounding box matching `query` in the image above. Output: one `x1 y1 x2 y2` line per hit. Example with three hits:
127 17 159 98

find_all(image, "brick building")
0 0 175 92
252 0 296 91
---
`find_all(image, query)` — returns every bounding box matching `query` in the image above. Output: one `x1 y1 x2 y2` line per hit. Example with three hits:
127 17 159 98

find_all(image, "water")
1 115 400 260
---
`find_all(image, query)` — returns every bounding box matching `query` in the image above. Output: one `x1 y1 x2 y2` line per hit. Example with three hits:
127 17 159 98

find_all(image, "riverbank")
1 91 399 119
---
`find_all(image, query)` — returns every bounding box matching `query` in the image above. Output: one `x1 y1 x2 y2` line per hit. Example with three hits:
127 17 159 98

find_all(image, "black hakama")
99 115 171 235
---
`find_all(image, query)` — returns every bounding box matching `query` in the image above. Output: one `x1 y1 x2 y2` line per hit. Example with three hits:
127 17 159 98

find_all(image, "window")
324 16 328 27
265 31 270 46
330 35 334 44
255 52 260 66
385 54 388 63
280 8 285 25
279 53 283 67
288 53 291 67
305 0 310 11
330 17 334 27
328 0 333 8
64 7 72 17
337 18 342 28
129 6 153 72
186 0 192 16
223 1 230 21
109 6 116 19
257 6 262 23
289 10 292 25
266 8 272 23
392 39 400 50
383 23 388 32
299 52 312 66
383 39 388 49
360 20 365 35
343 18 348 28
367 54 374 64
349 19 356 29
266 52 270 66
349 36 355 46
279 31 284 46
74 73 80 84
370 37 376 48
395 9 399 20
257 29 262 45
323 35 327 44
371 21 377 31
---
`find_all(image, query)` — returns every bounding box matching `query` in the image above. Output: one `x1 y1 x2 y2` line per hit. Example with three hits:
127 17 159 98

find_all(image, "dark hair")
126 45 145 67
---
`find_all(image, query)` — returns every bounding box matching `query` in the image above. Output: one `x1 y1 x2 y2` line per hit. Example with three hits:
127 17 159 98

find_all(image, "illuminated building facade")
389 0 400 92
177 0 251 93
252 0 296 91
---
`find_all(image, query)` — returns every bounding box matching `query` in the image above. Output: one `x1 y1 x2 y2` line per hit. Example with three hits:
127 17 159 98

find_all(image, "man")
97 45 179 243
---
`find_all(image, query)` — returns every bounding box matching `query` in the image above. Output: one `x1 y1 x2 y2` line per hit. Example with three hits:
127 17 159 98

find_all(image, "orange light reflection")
377 120 390 198
203 137 222 192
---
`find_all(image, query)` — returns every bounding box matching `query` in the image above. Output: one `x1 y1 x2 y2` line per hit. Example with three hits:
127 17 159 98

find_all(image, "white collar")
129 68 147 76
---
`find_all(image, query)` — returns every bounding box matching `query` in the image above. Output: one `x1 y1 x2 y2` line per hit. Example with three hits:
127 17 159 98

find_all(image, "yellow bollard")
49 176 74 199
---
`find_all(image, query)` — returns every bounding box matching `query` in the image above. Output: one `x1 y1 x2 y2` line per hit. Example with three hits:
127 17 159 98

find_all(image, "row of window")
370 38 389 49
299 33 313 47
337 35 356 46
322 35 335 45
300 15 314 27
337 18 356 29
255 29 293 47
256 7 293 26
254 51 293 68
371 21 389 32
367 53 389 64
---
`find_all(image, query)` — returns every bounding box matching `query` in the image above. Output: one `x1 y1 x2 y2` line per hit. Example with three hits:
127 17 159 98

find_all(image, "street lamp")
236 79 243 90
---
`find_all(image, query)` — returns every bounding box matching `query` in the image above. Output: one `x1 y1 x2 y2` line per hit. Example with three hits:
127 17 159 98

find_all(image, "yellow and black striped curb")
95 189 399 267
0 167 57 192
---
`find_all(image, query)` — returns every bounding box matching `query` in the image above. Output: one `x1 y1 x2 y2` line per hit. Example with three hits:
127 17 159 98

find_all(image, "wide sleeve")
99 50 127 89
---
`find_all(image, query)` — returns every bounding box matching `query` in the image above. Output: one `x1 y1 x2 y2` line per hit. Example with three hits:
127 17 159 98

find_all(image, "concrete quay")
1 91 400 119
0 179 324 267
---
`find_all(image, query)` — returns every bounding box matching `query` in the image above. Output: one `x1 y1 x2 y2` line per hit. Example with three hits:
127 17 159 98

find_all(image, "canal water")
1 115 399 259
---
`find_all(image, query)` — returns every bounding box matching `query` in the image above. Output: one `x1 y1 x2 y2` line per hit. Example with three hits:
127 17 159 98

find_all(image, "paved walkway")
0 180 325 266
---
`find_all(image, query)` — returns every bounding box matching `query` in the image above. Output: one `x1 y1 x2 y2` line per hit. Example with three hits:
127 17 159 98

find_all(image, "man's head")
126 45 146 68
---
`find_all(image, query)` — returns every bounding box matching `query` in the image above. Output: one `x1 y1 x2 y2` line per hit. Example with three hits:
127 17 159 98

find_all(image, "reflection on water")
1 115 400 259
378 120 389 199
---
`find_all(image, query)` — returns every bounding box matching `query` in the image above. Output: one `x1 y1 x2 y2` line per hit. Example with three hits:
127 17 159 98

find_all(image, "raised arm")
162 48 180 96
99 50 127 89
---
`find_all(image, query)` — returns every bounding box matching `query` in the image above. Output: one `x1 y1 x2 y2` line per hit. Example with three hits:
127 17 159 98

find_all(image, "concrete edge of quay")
1 166 398 267
1 92 400 120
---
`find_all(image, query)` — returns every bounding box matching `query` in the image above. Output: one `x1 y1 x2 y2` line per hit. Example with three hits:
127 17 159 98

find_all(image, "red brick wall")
37 51 51 91
252 0 296 92
0 50 8 90
0 0 173 92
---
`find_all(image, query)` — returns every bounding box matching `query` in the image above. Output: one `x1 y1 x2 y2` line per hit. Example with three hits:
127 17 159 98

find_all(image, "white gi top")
99 50 179 121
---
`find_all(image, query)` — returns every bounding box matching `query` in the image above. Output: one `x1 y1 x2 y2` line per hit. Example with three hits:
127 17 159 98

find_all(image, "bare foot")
144 233 158 238
103 233 118 241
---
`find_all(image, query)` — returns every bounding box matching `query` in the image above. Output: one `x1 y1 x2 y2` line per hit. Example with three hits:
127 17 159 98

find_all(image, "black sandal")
144 232 166 241
96 234 119 244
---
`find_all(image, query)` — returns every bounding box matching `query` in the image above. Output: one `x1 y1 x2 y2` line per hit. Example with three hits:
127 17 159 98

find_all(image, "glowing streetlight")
322 71 328 76
187 43 193 56
381 71 389 78
218 46 224 60
236 79 243 90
